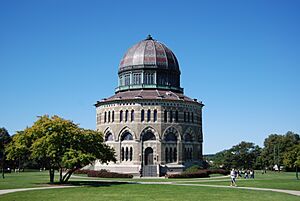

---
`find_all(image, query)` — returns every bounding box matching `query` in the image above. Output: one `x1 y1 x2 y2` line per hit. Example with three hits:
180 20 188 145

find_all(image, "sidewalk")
0 186 76 195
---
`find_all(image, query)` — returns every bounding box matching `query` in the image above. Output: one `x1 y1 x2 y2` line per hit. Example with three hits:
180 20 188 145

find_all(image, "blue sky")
1 0 299 154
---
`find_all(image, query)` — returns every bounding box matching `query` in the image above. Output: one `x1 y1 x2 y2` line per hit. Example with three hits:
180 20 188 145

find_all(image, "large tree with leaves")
6 115 116 183
0 127 11 178
261 131 300 170
283 144 300 179
212 141 261 170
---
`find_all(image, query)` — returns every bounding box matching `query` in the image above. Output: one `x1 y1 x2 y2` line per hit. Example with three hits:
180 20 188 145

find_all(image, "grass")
187 171 300 191
0 171 299 200
0 171 51 189
0 184 299 201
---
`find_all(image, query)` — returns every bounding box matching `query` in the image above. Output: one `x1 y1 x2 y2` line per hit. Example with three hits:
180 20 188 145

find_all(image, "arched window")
131 110 134 122
184 133 193 142
164 110 167 122
112 111 114 122
141 109 144 122
147 109 151 122
104 112 107 123
108 111 111 122
142 131 156 141
165 148 169 163
121 131 133 141
164 133 177 142
175 111 178 122
125 110 128 122
125 147 129 161
121 147 124 161
105 132 113 141
169 111 173 122
130 147 133 161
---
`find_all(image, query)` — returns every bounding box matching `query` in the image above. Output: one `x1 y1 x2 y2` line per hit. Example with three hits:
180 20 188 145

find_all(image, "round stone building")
93 35 204 177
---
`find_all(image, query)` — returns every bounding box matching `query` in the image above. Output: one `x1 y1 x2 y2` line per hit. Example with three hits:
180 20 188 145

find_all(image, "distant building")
93 35 204 176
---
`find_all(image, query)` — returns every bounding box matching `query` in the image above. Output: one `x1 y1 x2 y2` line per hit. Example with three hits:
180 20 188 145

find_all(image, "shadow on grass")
52 180 133 187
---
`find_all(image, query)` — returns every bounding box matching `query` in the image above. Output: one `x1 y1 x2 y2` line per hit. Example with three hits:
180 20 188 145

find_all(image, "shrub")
184 165 201 173
166 169 229 178
87 169 133 178
74 169 133 178
167 169 209 178
74 169 90 175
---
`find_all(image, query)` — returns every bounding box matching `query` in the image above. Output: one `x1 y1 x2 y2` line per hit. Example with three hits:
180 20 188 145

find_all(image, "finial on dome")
145 34 153 40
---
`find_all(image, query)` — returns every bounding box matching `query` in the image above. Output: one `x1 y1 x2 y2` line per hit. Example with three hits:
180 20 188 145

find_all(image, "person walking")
230 168 237 187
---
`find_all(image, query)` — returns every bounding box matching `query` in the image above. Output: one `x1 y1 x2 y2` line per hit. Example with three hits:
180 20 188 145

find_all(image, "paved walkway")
0 186 76 195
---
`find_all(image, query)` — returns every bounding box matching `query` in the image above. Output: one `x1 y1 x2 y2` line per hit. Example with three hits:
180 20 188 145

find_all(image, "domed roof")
119 35 180 73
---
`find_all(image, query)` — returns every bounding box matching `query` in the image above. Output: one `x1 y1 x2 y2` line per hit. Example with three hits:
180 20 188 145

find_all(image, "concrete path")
0 186 76 195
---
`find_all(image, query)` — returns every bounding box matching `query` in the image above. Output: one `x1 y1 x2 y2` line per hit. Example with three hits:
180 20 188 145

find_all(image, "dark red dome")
119 35 180 73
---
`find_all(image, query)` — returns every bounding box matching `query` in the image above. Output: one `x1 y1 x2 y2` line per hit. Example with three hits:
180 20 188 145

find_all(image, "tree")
0 127 11 178
261 131 300 170
212 141 261 170
6 115 116 183
283 144 300 179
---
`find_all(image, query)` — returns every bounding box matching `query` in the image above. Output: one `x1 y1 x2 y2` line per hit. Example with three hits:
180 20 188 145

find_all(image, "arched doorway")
144 147 154 165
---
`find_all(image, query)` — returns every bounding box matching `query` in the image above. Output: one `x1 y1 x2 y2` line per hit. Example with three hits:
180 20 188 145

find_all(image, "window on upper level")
192 113 194 123
125 110 128 122
169 111 173 122
141 109 144 122
147 109 151 122
112 111 114 122
108 111 111 122
104 112 107 123
120 110 123 122
119 75 124 86
131 110 134 122
153 109 157 122
175 111 178 122
164 110 167 122
124 74 130 85
133 73 141 85
144 72 154 84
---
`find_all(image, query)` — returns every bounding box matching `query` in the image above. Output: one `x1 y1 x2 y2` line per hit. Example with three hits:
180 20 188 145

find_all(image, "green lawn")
0 171 299 201
187 171 300 191
0 171 51 189
1 184 299 201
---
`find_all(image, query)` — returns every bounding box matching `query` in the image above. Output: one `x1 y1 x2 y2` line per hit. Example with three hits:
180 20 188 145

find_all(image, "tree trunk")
61 168 76 183
49 168 55 183
59 168 63 183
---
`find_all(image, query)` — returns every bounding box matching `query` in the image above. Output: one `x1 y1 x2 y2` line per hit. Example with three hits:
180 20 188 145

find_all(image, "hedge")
166 169 229 178
74 169 133 178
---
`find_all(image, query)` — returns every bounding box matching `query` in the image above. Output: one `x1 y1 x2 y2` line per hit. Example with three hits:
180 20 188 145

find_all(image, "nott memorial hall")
90 35 204 177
